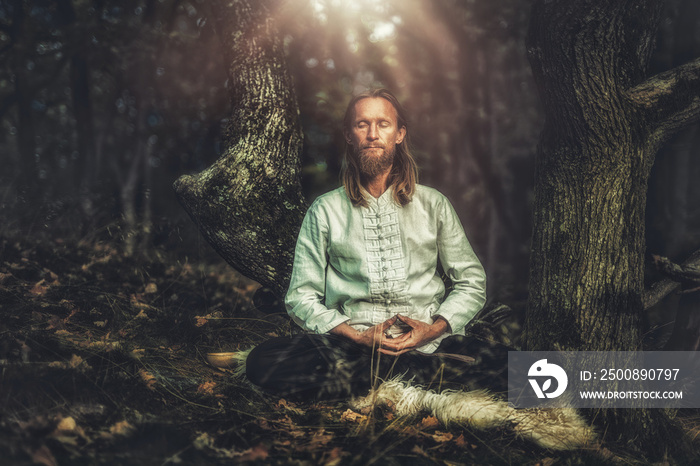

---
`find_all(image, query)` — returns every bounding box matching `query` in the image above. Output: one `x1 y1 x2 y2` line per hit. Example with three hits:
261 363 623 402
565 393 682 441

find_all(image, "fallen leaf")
109 420 136 436
138 369 157 390
277 399 304 414
193 432 215 451
130 294 156 313
197 381 217 395
454 433 467 447
419 416 439 430
145 282 158 294
30 279 49 296
62 307 79 324
237 444 268 462
340 409 367 423
48 354 91 372
194 316 208 327
68 354 89 370
52 435 79 446
32 445 58 466
431 431 453 443
53 416 77 434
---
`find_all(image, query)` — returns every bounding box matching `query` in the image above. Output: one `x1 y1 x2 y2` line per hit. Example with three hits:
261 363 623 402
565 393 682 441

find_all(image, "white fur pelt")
230 347 253 379
350 379 597 451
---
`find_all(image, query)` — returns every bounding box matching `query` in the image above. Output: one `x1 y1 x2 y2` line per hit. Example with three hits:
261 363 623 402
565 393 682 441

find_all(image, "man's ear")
343 130 352 144
396 126 406 144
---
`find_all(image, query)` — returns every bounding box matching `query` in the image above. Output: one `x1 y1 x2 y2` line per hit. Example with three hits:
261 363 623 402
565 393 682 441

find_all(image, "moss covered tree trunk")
526 0 700 457
173 0 305 297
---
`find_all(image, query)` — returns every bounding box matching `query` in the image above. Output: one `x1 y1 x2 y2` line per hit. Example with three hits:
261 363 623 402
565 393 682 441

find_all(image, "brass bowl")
206 352 238 369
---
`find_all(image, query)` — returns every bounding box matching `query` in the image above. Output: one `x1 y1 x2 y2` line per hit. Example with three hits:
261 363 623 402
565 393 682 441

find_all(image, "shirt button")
386 299 392 305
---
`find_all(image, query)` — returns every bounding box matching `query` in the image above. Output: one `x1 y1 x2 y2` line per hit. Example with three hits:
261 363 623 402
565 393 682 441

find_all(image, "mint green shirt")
285 185 486 353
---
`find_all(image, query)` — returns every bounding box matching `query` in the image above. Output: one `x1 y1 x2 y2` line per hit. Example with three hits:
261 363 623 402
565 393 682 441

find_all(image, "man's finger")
378 347 413 356
378 315 398 330
380 335 415 352
397 314 421 327
388 332 411 343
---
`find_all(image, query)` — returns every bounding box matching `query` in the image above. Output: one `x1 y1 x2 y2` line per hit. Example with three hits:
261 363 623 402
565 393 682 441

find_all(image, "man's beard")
357 145 395 178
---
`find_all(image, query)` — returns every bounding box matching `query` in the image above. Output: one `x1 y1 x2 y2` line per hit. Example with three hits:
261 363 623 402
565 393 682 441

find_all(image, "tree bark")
644 247 700 309
56 0 98 190
526 0 700 457
10 0 37 193
173 0 305 297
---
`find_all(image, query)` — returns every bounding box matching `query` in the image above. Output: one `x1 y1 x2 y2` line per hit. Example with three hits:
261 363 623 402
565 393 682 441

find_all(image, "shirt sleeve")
285 201 351 334
433 196 487 334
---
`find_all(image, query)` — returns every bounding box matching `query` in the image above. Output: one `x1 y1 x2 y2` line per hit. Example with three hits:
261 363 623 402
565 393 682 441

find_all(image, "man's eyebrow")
355 117 391 122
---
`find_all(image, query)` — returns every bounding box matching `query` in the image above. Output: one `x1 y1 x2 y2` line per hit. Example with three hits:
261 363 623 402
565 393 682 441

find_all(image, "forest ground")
1 231 698 465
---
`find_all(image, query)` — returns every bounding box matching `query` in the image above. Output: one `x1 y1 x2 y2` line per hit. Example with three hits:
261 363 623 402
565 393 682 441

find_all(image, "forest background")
1 0 700 464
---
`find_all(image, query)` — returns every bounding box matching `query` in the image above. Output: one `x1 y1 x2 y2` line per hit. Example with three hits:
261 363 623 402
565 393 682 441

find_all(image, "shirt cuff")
433 300 482 335
289 304 350 335
314 312 351 335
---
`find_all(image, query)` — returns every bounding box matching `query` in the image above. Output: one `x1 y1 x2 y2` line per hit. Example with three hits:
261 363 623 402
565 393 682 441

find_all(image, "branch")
643 248 700 310
627 57 700 148
652 254 700 284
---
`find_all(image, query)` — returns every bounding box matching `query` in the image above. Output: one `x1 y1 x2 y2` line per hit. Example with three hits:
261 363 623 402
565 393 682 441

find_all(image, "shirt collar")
361 185 394 207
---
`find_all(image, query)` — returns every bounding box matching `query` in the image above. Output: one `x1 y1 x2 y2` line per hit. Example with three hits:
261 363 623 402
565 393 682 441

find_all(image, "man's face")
345 97 406 178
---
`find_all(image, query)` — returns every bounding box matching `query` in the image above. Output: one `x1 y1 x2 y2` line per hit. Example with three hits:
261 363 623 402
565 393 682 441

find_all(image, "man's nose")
367 124 379 140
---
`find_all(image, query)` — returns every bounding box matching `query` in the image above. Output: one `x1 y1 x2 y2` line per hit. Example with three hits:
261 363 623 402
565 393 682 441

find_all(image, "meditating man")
246 88 505 400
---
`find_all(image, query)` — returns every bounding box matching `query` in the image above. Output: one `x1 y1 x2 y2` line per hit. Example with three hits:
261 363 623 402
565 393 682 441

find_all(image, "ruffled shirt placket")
362 191 410 319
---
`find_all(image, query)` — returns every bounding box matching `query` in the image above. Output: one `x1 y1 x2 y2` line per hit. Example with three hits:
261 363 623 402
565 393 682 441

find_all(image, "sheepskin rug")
350 379 597 451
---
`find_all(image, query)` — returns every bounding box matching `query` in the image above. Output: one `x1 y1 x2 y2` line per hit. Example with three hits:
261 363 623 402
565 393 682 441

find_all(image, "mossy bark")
173 0 305 297
526 0 700 458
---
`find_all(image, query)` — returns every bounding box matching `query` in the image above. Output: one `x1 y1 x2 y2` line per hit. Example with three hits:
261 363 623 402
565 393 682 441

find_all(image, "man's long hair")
341 89 418 207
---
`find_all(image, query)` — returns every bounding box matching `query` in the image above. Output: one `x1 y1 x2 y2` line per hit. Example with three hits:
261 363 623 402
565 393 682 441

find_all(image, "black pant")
246 333 510 401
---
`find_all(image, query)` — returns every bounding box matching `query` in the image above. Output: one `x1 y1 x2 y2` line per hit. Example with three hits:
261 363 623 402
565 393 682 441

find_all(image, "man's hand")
330 316 398 349
378 315 450 356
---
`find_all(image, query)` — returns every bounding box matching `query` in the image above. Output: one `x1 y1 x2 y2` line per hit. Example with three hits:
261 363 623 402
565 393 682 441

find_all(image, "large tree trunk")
173 0 305 297
525 0 665 352
526 0 700 457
